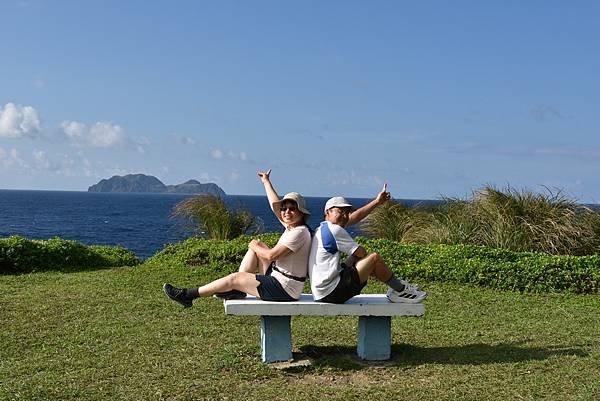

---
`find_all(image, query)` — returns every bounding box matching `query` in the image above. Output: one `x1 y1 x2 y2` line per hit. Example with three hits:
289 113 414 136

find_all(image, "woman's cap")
274 192 311 215
324 196 354 213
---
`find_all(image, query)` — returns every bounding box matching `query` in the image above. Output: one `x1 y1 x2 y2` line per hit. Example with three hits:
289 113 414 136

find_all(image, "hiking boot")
386 285 427 303
163 283 193 308
214 290 247 300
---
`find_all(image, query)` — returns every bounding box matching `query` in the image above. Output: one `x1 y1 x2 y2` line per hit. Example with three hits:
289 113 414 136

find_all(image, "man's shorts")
256 266 295 302
318 263 367 304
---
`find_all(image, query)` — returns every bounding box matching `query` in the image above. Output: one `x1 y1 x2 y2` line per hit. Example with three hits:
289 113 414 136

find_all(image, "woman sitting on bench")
163 169 312 306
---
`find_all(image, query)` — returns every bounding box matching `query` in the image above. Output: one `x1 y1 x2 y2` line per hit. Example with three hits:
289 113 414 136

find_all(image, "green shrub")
0 236 141 274
147 234 598 294
145 233 280 272
357 237 600 294
171 195 263 240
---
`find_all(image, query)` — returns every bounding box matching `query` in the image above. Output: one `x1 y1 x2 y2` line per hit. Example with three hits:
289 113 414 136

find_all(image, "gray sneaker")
386 285 427 303
399 279 419 290
163 283 193 308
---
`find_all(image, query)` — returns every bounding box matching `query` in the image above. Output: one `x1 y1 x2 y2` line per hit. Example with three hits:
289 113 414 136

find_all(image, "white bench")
224 293 425 363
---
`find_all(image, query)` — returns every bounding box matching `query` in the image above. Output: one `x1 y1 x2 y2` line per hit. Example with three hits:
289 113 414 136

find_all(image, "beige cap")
274 192 311 216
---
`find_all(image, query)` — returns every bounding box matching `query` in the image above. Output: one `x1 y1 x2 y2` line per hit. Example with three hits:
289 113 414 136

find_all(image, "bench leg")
357 316 391 360
260 316 292 363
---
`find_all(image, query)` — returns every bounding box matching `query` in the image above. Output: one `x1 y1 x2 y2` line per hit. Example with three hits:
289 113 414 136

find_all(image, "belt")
272 265 306 282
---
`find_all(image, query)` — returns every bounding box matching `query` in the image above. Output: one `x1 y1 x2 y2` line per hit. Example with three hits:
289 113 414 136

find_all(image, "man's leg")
354 252 411 292
354 252 393 283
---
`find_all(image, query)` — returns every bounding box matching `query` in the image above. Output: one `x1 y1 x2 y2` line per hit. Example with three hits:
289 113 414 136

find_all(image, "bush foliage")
147 234 599 294
358 237 599 294
145 233 280 272
361 185 600 256
0 236 140 274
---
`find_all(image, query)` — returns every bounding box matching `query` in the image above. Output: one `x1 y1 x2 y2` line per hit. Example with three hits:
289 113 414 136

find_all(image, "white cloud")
61 120 124 148
211 148 224 159
33 149 51 169
0 103 41 138
180 136 196 145
530 105 566 123
133 136 151 154
211 147 249 161
0 146 27 168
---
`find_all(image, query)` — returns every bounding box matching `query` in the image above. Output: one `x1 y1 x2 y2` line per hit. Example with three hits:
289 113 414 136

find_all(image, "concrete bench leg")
357 316 391 360
260 315 292 363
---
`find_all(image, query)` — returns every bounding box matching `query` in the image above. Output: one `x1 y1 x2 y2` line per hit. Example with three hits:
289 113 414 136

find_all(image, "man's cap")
324 196 354 213
274 192 311 215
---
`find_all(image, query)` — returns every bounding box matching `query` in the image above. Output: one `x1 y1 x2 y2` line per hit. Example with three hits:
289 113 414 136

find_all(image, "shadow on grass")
295 342 589 371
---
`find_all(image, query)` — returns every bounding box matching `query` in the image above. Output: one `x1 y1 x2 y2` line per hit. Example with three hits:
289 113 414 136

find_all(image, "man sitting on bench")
309 184 427 304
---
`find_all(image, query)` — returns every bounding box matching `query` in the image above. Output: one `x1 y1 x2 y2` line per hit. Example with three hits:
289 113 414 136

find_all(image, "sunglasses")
280 205 298 212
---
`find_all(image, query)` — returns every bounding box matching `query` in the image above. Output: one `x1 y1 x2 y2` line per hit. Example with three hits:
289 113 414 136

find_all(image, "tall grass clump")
171 194 262 240
362 185 600 256
359 201 432 243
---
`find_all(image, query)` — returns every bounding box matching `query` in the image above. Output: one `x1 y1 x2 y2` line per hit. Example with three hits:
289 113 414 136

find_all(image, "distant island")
88 174 226 197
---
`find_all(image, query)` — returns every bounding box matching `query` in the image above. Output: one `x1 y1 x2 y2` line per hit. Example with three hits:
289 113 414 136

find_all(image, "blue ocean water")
2 190 430 259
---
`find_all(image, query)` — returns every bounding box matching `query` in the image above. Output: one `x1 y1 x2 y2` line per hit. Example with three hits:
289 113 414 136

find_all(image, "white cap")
324 196 354 213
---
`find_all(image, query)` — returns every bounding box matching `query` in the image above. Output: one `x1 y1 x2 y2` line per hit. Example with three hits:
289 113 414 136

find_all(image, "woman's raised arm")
257 169 281 213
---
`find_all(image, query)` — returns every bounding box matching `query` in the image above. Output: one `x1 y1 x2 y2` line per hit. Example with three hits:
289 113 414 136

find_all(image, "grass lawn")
1 263 599 401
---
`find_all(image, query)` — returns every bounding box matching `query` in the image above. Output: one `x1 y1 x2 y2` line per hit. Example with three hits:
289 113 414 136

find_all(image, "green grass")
1 263 599 400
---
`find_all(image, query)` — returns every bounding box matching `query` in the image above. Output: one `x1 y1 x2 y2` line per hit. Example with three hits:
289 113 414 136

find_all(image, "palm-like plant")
171 195 262 240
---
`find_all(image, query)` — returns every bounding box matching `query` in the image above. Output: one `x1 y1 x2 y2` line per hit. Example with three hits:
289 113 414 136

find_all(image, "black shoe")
163 283 193 308
214 290 247 300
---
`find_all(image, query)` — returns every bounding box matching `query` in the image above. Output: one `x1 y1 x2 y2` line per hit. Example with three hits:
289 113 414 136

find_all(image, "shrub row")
0 236 141 274
144 233 280 272
147 234 599 294
357 237 600 294
4 233 598 294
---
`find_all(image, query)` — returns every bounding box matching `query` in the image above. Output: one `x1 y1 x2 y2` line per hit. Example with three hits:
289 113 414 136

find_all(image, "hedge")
144 233 280 272
4 233 598 294
357 237 600 294
146 234 599 294
0 236 141 274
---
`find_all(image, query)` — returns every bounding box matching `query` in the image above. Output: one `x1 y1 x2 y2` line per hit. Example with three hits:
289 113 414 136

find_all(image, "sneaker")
386 285 427 303
163 283 193 308
399 279 419 290
214 290 247 300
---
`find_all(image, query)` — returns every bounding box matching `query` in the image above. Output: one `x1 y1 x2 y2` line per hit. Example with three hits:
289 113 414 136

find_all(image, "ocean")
2 190 431 259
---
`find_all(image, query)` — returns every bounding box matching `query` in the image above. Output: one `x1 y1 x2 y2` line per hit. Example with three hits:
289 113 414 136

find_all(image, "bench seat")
224 294 425 363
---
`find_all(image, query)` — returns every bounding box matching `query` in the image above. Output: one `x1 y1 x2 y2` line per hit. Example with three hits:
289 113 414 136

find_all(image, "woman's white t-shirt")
271 225 311 299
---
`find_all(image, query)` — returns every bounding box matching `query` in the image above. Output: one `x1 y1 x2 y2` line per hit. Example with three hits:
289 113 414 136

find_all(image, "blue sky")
1 1 599 201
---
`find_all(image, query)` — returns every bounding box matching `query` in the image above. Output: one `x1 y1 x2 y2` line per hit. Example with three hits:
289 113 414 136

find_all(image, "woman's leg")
197 271 261 297
239 246 271 275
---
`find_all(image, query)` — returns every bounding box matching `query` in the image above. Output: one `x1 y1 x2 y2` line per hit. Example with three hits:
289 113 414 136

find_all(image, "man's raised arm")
346 183 391 226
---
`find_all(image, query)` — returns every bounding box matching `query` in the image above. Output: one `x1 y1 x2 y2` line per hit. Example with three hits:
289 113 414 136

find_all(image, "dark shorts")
256 266 295 302
318 264 367 304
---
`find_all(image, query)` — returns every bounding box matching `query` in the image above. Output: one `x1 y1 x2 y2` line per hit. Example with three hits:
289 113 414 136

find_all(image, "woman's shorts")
256 266 295 302
318 264 367 304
